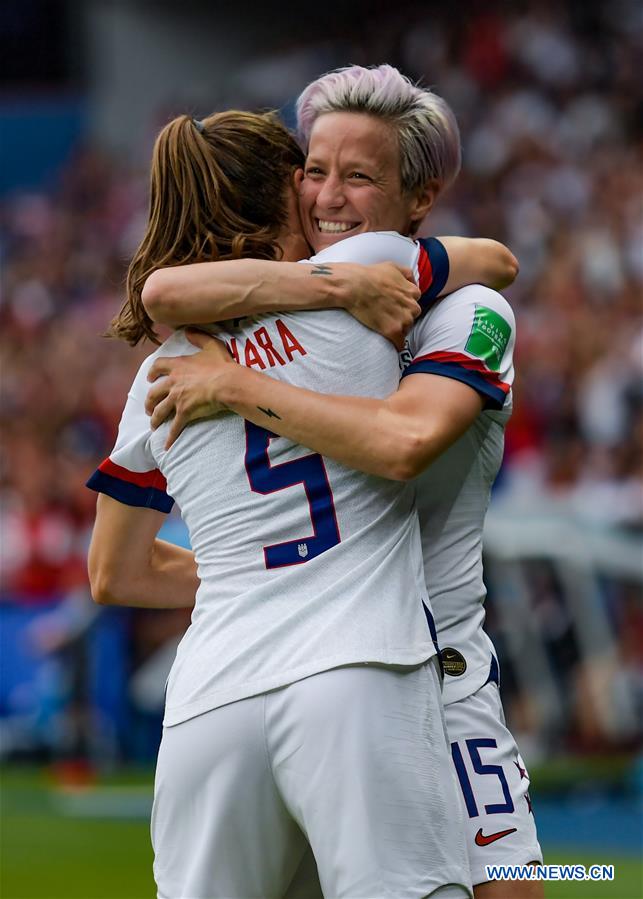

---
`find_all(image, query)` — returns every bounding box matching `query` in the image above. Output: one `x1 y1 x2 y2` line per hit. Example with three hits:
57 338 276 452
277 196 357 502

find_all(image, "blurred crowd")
1 0 641 760
401 2 642 527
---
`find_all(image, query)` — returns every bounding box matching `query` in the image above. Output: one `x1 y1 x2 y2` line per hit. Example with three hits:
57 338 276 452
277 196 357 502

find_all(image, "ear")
292 167 305 192
408 179 439 235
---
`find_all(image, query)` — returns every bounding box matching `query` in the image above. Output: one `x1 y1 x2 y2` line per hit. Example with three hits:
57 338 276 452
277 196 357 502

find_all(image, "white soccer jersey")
88 243 453 726
308 233 515 705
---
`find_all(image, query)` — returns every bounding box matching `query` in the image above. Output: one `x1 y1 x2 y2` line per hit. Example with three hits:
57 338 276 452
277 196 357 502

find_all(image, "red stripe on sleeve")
417 245 434 293
411 351 511 394
98 458 168 491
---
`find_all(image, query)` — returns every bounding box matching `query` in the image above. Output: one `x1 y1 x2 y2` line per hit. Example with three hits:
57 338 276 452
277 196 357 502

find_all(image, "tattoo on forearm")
311 265 333 276
258 406 282 420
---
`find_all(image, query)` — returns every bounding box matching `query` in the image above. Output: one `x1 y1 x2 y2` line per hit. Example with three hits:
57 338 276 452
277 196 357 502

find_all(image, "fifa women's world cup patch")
464 306 511 372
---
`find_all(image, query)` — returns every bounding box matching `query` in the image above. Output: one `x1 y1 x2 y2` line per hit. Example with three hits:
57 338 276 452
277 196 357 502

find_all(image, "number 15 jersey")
309 232 516 706
87 240 450 726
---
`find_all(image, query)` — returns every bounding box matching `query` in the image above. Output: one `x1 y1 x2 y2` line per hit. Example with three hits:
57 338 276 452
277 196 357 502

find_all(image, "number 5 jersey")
87 237 451 726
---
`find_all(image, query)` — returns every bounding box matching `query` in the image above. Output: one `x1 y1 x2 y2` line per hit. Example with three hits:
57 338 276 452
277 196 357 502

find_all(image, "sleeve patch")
464 305 511 372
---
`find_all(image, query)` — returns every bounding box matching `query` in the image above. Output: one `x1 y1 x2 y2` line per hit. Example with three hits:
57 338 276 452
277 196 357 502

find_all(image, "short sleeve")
414 237 450 313
86 356 174 513
403 285 515 410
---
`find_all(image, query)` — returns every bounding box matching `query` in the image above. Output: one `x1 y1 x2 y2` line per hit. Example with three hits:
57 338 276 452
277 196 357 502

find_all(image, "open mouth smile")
316 219 360 234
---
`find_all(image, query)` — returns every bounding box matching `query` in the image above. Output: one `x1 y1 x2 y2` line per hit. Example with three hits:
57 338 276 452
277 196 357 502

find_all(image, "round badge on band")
440 647 467 676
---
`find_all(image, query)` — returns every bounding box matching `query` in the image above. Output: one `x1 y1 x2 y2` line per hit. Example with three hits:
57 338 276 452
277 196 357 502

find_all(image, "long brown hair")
111 110 305 345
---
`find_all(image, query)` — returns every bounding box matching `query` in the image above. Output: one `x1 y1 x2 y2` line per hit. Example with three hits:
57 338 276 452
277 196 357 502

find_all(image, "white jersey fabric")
87 237 453 726
308 233 515 705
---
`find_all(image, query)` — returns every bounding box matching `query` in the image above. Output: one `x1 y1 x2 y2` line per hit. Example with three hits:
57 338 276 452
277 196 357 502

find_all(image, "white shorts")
444 683 543 886
152 662 471 899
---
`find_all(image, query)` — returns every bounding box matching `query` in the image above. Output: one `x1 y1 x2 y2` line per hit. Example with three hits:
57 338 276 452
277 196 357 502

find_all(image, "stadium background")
1 0 641 897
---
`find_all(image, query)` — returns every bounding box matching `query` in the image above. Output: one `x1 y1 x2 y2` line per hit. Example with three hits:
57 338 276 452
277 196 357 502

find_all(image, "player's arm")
141 239 517 345
142 258 422 350
86 355 199 609
87 494 198 608
143 259 360 322
146 332 482 480
213 362 482 480
439 237 518 293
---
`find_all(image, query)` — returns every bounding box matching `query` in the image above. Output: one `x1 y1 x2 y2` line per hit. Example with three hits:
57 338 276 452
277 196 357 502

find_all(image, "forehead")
307 112 399 172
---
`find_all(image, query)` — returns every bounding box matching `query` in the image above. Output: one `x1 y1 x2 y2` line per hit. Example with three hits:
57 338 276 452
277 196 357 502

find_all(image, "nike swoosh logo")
475 827 518 846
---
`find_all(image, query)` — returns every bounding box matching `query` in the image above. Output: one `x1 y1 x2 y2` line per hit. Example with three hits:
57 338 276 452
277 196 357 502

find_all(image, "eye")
305 166 324 178
349 172 371 182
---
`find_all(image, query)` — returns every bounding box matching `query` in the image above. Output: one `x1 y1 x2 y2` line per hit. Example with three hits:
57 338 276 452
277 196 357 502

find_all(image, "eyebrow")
305 156 381 174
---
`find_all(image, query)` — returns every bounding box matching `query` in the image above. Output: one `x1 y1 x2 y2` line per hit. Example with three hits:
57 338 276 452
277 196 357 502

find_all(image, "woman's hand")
338 262 421 350
145 330 236 449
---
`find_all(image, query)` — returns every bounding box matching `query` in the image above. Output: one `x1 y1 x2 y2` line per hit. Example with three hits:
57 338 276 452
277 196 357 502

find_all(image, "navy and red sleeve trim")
416 237 450 313
86 458 174 513
402 351 510 410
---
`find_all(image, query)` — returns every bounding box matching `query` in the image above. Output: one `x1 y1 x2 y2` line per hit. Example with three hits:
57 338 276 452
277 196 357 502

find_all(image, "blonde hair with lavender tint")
296 64 461 197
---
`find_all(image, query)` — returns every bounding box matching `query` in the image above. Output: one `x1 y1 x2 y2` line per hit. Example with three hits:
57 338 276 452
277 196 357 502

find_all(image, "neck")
278 231 311 262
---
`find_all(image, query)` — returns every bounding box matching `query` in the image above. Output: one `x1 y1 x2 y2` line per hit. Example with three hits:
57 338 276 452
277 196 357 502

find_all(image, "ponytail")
110 111 305 345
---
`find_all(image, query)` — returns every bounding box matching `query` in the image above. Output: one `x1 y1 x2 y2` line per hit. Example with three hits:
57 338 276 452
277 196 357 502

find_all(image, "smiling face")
299 111 431 253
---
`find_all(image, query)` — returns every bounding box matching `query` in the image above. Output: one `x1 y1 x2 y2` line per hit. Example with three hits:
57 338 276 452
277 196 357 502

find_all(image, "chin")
313 231 354 253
